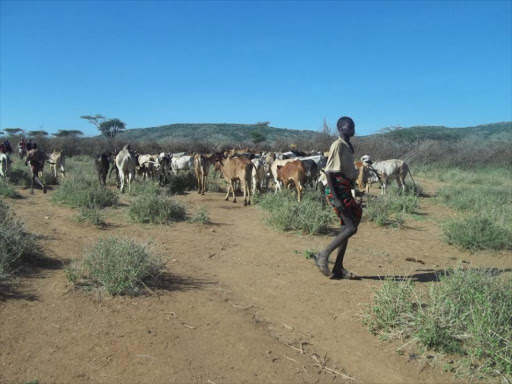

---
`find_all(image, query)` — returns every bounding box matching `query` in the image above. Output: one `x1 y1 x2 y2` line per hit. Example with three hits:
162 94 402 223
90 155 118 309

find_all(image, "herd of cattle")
93 145 415 204
0 145 415 202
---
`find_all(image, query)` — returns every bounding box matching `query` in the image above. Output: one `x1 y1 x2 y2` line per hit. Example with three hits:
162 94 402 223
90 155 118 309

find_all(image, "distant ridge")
117 123 323 143
114 121 512 143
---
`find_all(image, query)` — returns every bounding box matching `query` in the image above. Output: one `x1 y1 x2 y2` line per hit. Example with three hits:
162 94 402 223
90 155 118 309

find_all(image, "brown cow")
194 153 210 195
276 160 306 202
215 155 253 206
354 160 370 195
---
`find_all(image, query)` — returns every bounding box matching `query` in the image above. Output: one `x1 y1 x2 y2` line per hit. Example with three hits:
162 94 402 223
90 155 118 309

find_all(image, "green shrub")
51 175 118 208
8 167 32 187
130 180 162 196
0 201 44 279
257 189 334 234
189 206 211 224
67 237 162 295
0 183 21 199
129 194 187 224
167 171 197 195
365 191 418 227
442 215 512 251
364 267 512 378
73 206 106 228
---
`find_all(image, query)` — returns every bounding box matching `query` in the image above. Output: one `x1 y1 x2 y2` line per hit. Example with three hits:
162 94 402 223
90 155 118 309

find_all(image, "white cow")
115 145 137 193
370 159 415 195
171 155 194 175
138 154 156 180
251 158 265 191
0 153 9 182
49 150 66 179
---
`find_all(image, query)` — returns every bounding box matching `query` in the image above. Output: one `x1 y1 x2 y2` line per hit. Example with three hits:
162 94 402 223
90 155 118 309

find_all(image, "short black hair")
337 116 355 131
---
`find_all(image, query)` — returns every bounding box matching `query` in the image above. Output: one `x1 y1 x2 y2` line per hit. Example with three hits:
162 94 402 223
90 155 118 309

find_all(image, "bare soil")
1 177 511 384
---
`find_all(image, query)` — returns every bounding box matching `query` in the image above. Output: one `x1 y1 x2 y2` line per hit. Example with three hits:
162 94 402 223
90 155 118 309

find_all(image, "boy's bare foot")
314 253 330 276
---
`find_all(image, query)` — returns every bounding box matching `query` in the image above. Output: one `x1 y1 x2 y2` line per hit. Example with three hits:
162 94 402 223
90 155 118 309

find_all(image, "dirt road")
1 179 510 383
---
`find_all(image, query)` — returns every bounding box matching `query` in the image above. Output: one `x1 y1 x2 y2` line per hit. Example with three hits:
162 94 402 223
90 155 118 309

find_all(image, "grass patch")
130 180 163 196
365 189 419 228
129 194 187 224
189 206 211 224
8 167 32 187
67 237 162 296
0 183 21 199
363 267 512 379
437 183 512 251
443 215 512 251
0 201 44 280
51 175 118 209
73 206 107 228
256 189 334 235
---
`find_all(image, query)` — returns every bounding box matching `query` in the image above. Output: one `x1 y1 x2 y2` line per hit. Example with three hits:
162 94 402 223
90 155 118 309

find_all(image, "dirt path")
1 178 511 384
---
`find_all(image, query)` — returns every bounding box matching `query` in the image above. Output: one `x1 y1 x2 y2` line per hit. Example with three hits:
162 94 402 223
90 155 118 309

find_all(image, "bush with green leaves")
365 190 419 227
67 237 162 295
0 201 44 280
437 183 512 251
130 180 162 196
256 189 334 234
8 167 32 187
129 194 187 224
0 183 21 199
73 206 106 228
167 171 197 195
364 267 512 378
51 175 118 208
189 206 211 224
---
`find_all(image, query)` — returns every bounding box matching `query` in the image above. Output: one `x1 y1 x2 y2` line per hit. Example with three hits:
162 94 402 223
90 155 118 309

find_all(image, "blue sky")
1 0 511 137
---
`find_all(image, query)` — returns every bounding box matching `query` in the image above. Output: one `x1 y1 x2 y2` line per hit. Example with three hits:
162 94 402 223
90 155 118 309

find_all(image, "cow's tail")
407 168 416 186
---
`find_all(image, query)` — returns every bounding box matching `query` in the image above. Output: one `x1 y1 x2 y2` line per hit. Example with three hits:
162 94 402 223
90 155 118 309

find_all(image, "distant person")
18 138 26 158
3 140 12 154
26 139 32 151
314 116 361 279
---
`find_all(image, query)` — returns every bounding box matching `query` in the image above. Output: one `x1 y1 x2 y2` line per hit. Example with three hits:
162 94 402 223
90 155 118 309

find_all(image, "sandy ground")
1 176 511 384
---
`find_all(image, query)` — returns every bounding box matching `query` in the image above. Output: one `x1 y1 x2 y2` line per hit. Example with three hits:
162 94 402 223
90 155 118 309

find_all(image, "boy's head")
337 116 355 138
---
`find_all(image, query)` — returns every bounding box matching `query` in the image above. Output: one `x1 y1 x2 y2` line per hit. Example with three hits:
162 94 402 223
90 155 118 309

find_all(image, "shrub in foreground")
256 189 334 235
67 237 162 295
73 206 107 228
51 175 118 208
0 201 44 279
129 194 187 224
167 171 197 195
442 214 512 251
0 183 21 199
189 206 211 224
365 191 419 227
364 267 512 378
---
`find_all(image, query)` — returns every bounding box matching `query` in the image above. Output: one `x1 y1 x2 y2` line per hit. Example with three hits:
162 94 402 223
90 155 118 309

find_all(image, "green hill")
373 122 512 143
108 121 511 144
116 123 323 143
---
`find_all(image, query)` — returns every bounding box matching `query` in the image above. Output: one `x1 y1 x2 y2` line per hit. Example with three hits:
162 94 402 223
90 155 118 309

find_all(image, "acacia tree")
3 128 24 136
99 119 126 139
80 114 126 139
27 130 49 137
53 130 84 138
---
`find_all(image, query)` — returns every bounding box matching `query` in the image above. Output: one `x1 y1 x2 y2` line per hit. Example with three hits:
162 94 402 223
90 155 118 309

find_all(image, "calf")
215 155 253 206
276 160 306 202
95 152 111 186
271 158 296 192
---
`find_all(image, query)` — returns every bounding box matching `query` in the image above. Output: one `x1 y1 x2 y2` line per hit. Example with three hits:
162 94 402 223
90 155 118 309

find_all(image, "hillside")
374 122 512 143
114 121 512 144
116 123 323 143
